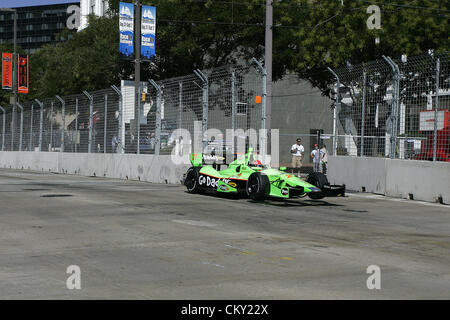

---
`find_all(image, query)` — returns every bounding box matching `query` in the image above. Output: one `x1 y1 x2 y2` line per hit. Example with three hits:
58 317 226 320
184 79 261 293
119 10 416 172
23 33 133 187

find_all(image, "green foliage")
273 0 449 93
29 15 132 100
1 0 447 101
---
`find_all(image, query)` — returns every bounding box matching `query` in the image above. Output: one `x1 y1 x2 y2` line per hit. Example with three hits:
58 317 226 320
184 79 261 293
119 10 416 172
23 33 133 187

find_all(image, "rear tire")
246 172 270 201
184 167 203 194
306 172 329 199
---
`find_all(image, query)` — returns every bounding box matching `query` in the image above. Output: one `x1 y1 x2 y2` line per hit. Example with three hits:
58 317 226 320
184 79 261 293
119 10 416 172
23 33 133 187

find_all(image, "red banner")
18 55 29 94
2 52 13 90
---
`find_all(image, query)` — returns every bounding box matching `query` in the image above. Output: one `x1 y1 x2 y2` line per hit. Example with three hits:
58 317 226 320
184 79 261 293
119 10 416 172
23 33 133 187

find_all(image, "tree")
272 0 449 93
29 15 133 100
108 0 265 79
3 0 447 100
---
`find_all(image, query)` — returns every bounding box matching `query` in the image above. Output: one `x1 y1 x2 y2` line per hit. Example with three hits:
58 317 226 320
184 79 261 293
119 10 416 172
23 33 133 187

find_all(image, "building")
79 0 109 30
0 0 80 54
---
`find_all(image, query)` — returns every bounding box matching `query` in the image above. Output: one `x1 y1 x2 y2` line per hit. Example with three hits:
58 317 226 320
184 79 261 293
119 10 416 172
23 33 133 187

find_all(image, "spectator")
290 138 304 177
321 144 328 175
112 136 118 153
311 144 323 172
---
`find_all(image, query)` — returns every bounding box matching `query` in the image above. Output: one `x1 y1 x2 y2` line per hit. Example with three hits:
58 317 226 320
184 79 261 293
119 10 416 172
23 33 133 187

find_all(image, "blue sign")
119 2 134 60
141 5 156 60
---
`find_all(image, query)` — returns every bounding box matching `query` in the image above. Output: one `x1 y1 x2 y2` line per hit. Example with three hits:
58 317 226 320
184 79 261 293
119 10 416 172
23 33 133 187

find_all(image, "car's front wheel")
306 172 328 199
246 172 270 201
184 167 203 193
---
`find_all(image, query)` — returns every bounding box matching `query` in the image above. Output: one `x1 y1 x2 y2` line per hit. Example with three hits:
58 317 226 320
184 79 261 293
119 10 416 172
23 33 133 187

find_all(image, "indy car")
183 149 345 201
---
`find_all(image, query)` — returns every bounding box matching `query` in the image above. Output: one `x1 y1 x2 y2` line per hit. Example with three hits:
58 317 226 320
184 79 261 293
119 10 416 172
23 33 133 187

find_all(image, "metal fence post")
34 99 43 151
75 97 78 153
433 58 440 162
50 101 54 151
83 90 93 153
56 95 65 152
178 82 182 130
149 79 162 155
0 105 5 151
327 67 340 156
194 69 209 150
137 85 141 154
361 71 367 157
16 102 23 151
231 71 236 132
252 58 267 157
111 85 123 153
29 103 34 151
104 93 107 153
383 56 400 159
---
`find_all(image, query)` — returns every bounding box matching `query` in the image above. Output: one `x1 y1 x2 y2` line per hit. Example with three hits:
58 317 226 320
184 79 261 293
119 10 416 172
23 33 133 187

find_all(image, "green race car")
183 149 345 201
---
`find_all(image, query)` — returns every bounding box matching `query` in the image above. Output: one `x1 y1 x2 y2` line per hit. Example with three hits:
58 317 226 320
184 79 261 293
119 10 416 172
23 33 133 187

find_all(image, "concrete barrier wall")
2 152 448 203
328 156 450 203
327 156 387 194
0 152 190 185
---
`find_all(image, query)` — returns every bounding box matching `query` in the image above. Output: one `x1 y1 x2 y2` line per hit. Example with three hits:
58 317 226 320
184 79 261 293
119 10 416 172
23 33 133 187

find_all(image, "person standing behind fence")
311 144 323 173
291 138 304 177
112 136 118 153
321 144 328 175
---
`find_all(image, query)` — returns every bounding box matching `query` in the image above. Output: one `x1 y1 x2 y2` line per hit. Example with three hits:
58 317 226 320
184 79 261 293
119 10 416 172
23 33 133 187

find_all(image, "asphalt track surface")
0 169 449 299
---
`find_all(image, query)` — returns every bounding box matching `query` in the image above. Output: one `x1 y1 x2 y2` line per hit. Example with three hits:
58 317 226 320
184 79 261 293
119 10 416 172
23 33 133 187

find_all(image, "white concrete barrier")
0 152 190 185
328 156 450 203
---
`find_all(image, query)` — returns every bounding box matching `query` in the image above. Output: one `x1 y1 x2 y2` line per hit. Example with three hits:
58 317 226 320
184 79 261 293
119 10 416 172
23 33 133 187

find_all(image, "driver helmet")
251 160 262 167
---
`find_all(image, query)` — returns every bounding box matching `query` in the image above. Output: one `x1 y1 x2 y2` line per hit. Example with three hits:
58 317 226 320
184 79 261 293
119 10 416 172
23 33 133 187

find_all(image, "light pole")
0 8 17 149
133 0 141 153
265 0 272 153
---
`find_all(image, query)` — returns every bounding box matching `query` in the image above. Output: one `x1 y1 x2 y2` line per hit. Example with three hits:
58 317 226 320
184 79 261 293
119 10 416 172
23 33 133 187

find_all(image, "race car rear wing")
190 148 257 167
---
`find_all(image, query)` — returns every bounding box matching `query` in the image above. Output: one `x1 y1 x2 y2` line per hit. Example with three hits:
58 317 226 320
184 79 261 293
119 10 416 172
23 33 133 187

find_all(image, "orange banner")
18 55 29 94
2 52 13 90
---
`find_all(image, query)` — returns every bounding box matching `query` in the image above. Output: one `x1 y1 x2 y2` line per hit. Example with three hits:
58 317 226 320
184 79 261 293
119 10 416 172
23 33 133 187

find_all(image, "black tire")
306 172 329 199
246 172 270 201
184 167 203 194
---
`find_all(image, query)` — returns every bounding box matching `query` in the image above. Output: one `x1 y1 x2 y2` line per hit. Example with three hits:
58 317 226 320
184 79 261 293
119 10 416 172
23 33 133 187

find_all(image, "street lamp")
0 7 18 149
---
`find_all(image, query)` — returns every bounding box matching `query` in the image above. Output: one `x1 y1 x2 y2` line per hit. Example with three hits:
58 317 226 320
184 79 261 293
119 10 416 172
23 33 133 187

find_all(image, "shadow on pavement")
184 190 343 207
248 198 343 207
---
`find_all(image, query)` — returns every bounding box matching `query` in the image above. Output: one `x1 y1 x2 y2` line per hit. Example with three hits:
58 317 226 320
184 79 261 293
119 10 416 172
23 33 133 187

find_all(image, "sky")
0 0 79 8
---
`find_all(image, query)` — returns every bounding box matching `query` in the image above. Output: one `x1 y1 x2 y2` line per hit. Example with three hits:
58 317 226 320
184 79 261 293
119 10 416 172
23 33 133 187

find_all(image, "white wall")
328 156 450 203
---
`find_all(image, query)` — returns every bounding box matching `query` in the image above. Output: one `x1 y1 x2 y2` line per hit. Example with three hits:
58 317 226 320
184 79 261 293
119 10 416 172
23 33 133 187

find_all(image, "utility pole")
0 8 17 149
134 0 141 153
265 0 272 154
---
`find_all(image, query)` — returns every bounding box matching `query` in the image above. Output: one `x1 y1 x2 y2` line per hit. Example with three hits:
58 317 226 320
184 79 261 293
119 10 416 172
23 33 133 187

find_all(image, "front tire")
306 172 329 199
246 172 270 201
184 167 203 194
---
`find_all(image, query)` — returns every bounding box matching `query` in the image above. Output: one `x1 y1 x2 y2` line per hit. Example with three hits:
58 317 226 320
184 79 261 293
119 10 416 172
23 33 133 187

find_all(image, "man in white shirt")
291 138 304 177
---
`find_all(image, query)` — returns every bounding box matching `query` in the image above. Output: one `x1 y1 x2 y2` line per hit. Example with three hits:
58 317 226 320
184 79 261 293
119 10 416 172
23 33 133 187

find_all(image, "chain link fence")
328 52 450 162
1 53 448 164
0 63 265 157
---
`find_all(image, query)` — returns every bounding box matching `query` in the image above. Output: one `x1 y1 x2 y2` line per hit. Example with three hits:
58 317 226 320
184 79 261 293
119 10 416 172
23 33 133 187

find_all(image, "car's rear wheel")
185 167 203 193
306 172 328 199
246 172 269 201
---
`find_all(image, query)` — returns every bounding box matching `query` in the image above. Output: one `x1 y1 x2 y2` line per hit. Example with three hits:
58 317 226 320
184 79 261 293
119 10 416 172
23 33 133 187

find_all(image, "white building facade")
79 0 109 30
